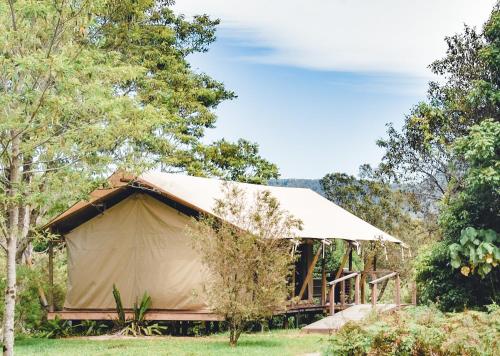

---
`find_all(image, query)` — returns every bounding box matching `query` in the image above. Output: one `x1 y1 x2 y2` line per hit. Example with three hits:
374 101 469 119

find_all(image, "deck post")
48 241 54 313
411 281 417 305
348 248 353 302
395 274 401 308
329 284 335 315
340 280 345 309
371 283 377 307
354 273 361 305
297 242 321 301
321 248 326 306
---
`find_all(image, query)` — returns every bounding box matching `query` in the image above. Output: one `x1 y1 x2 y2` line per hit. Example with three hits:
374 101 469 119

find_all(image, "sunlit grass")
16 329 328 356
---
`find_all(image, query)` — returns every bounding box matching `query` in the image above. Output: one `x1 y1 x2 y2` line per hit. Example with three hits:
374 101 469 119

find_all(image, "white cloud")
174 0 497 76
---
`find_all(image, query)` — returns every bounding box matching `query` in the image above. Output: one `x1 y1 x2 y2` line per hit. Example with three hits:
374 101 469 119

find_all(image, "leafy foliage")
39 318 75 339
377 2 500 311
320 169 419 237
415 240 499 311
95 0 277 182
112 284 165 336
268 179 324 195
1 0 276 351
189 184 302 346
445 119 500 278
327 306 500 355
198 139 279 184
450 227 499 277
377 5 500 199
320 169 424 279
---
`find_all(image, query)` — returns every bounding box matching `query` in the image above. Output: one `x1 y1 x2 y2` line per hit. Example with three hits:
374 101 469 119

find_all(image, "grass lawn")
15 330 328 356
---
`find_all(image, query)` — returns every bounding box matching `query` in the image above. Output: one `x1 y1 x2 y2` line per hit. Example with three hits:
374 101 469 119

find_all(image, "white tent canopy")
139 172 403 245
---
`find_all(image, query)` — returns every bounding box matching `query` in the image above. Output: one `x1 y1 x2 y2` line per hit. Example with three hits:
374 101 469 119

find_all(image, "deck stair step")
302 304 397 334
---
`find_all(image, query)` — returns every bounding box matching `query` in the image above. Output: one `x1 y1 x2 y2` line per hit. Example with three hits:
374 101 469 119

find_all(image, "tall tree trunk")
3 236 17 356
4 133 21 356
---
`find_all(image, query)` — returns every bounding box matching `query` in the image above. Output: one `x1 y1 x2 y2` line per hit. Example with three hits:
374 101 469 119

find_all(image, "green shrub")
326 322 371 356
415 241 499 311
39 318 74 339
0 252 66 334
325 306 500 355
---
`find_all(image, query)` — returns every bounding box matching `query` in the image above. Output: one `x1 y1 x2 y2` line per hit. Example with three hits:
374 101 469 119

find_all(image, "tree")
95 1 279 183
0 2 145 353
0 1 276 353
377 2 500 202
195 139 279 184
419 120 500 311
320 168 424 276
409 3 500 311
320 167 422 242
447 120 499 278
189 184 301 346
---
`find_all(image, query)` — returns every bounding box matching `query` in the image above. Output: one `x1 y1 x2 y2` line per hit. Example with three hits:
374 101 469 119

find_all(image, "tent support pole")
348 248 353 302
48 241 54 312
334 242 352 280
348 249 353 270
321 246 326 306
297 242 321 301
360 247 375 304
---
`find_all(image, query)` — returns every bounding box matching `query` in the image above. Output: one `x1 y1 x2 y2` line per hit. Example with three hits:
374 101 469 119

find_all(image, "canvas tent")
46 171 404 314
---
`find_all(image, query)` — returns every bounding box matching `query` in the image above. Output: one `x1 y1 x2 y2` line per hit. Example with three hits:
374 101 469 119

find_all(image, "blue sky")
176 0 496 178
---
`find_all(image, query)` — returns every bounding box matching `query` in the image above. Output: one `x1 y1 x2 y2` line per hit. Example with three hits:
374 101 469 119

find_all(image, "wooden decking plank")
301 304 398 334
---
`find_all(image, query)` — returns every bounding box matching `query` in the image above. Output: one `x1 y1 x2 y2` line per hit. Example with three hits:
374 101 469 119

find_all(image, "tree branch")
7 0 17 31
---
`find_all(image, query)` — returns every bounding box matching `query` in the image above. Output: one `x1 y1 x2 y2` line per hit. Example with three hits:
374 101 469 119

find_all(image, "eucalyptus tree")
377 3 500 201
0 1 276 353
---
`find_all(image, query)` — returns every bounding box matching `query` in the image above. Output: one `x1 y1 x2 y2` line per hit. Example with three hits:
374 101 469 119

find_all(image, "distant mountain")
268 179 324 196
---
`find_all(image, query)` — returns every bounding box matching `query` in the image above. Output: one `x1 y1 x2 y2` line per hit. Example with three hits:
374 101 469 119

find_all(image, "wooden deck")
48 309 224 321
48 303 335 321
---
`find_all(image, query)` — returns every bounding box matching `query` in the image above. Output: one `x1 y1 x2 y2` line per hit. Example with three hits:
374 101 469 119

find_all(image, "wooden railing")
328 272 360 315
327 270 416 315
369 271 400 309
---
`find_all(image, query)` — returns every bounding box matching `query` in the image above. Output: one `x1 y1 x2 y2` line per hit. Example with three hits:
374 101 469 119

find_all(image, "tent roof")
46 171 403 244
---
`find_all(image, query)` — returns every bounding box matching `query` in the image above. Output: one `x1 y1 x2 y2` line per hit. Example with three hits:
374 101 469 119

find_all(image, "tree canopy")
189 185 301 346
378 3 500 311
0 1 277 353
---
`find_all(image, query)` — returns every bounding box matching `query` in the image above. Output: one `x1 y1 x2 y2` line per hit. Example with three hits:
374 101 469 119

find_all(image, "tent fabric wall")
64 193 207 310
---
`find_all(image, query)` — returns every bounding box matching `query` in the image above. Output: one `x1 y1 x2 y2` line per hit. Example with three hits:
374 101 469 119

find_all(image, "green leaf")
483 229 497 243
450 259 461 269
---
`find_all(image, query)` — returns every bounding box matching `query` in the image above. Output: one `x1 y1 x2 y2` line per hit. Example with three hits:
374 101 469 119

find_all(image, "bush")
0 250 66 334
326 322 371 356
326 306 500 355
415 241 499 311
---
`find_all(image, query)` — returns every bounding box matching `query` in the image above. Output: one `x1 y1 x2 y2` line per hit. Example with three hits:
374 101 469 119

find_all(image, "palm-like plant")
112 284 165 336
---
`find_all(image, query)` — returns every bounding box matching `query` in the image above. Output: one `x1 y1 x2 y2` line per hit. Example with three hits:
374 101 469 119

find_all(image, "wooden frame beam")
334 243 352 280
48 310 224 321
297 243 322 300
48 241 54 313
